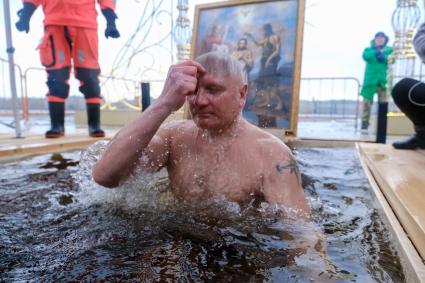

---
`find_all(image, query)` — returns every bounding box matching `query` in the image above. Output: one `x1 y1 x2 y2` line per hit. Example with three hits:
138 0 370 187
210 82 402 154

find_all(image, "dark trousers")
392 78 425 128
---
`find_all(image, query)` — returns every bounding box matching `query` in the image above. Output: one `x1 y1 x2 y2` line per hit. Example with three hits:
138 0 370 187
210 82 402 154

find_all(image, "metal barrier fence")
1 58 364 129
6 58 422 133
0 60 165 118
2 59 362 103
0 57 28 120
22 67 147 113
299 77 361 129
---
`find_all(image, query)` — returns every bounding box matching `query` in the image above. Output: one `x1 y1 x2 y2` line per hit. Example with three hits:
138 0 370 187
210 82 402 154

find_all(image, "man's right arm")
92 61 205 188
92 103 172 188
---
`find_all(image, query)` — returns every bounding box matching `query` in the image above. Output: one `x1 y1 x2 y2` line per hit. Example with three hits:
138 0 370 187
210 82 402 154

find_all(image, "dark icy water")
0 144 404 282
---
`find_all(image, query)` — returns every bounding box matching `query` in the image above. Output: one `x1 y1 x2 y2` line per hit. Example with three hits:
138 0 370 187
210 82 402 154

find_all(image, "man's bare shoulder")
159 119 197 139
244 123 292 158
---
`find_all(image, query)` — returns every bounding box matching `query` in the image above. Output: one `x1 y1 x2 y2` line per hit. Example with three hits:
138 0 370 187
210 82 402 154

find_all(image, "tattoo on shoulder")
276 159 300 178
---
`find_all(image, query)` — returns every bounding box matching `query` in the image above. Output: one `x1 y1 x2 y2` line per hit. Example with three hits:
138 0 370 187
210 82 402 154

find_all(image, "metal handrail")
0 57 28 121
300 76 362 129
301 76 362 85
5 57 419 133
2 61 364 124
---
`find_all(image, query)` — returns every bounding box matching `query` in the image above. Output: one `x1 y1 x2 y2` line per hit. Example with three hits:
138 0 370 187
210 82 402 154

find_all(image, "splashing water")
73 140 173 211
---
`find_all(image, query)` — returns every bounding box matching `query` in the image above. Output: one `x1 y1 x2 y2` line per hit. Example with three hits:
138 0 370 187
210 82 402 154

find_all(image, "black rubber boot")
393 127 425 150
45 102 65 138
86 103 105 138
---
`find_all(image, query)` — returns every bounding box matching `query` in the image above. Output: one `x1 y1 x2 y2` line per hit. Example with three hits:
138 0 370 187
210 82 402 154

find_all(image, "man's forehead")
199 71 228 84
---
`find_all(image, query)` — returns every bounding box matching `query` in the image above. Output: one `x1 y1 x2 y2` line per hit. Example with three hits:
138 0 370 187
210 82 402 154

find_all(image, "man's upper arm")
272 35 281 48
262 144 310 219
138 125 172 173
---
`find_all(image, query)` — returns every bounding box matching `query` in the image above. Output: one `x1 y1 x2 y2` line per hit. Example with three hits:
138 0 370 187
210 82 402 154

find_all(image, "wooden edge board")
356 143 425 283
0 138 108 163
358 144 425 259
287 138 356 148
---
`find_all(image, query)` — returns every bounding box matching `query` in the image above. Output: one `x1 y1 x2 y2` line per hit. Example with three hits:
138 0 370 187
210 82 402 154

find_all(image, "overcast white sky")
1 0 423 99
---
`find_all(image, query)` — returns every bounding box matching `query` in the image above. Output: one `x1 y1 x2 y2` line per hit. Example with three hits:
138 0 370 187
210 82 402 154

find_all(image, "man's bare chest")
168 147 264 201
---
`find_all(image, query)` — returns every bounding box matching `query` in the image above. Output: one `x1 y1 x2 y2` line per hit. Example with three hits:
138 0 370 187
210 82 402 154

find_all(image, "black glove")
101 8 120 39
375 49 385 62
15 3 36 33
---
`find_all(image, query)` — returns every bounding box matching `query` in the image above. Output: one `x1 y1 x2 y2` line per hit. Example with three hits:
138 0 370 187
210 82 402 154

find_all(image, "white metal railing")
4 59 424 133
0 59 364 129
0 57 27 121
299 77 361 128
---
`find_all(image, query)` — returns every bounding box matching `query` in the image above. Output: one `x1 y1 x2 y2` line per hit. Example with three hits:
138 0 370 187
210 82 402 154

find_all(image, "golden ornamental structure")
174 0 192 61
387 0 421 97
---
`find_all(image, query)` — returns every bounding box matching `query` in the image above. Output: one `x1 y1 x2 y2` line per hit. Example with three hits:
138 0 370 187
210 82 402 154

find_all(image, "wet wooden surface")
357 143 425 263
0 131 116 162
357 143 425 283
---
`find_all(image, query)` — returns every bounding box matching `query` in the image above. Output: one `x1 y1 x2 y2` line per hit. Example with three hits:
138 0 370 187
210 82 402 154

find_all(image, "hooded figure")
360 32 393 130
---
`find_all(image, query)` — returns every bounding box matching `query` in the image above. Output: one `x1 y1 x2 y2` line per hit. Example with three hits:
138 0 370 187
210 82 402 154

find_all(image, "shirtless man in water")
93 51 310 219
93 52 338 280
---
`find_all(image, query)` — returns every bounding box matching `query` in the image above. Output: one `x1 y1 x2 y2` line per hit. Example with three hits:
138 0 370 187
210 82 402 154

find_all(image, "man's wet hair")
195 51 246 85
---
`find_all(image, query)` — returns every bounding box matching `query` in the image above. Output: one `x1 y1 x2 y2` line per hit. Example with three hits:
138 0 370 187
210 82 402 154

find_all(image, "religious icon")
192 0 305 135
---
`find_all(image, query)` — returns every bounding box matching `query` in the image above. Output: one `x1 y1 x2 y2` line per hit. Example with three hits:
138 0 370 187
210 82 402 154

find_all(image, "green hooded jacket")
360 41 393 100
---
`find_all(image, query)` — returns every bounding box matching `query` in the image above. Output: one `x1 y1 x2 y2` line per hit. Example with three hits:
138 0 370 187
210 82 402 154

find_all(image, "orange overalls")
23 0 117 103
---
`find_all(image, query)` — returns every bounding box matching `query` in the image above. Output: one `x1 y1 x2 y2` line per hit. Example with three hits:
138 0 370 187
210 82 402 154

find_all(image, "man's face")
375 36 386 47
238 39 247 50
188 72 246 130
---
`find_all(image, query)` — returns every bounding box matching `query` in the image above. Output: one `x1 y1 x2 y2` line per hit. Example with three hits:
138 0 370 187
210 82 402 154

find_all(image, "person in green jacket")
360 32 393 131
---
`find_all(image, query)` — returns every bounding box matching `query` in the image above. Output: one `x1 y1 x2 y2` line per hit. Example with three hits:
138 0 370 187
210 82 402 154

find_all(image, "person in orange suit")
15 0 120 138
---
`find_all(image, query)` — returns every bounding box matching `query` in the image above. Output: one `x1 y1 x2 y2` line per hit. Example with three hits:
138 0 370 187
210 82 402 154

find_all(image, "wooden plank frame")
0 133 112 163
186 0 305 136
356 143 425 283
